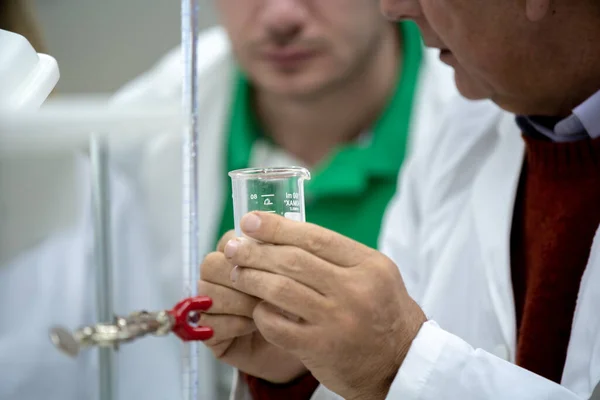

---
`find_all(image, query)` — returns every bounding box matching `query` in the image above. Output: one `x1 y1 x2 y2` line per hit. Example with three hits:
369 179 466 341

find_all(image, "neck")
532 8 600 116
254 26 400 167
548 62 600 117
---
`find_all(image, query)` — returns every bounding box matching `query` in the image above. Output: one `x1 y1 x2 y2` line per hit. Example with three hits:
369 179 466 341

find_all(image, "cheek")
216 4 259 67
330 15 389 58
419 0 454 34
215 1 256 42
452 64 496 100
417 3 497 93
316 0 387 42
454 33 522 96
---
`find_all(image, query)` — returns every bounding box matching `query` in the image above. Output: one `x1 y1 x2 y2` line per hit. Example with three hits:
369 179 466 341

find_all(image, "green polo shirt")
216 22 422 249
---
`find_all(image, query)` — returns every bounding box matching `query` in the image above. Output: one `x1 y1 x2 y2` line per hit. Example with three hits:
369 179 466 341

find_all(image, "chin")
457 90 489 101
489 95 537 116
261 75 333 100
451 67 495 101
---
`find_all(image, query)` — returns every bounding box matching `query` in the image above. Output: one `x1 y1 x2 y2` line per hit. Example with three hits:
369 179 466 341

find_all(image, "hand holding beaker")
196 230 309 384
222 212 427 400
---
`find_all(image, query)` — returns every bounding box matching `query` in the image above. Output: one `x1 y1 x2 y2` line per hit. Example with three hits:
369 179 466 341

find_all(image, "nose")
260 0 307 45
379 0 422 21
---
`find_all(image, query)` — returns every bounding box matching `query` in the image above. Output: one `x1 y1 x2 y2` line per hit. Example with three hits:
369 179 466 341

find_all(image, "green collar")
225 21 422 198
227 73 261 172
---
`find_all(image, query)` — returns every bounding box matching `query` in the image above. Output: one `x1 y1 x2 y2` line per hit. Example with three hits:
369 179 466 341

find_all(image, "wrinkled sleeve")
389 320 585 400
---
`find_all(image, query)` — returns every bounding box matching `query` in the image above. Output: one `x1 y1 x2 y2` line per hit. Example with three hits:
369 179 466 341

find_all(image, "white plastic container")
0 29 59 109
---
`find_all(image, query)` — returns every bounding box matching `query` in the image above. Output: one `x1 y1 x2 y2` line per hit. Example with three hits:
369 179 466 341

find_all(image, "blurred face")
380 0 583 115
216 0 392 99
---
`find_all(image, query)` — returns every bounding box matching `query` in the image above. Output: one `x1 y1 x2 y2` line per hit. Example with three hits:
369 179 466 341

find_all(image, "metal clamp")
49 296 214 358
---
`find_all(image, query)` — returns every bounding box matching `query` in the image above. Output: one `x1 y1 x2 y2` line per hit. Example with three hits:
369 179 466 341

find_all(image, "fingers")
232 267 329 322
253 301 308 352
224 237 336 295
200 314 256 347
239 212 373 267
217 230 237 253
197 280 259 318
200 251 236 288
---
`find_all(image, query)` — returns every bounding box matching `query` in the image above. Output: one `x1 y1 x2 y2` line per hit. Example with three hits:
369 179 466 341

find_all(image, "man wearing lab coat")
117 2 456 396
197 0 600 399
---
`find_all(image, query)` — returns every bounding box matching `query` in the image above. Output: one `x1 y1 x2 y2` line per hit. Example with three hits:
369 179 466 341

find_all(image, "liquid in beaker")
229 167 311 236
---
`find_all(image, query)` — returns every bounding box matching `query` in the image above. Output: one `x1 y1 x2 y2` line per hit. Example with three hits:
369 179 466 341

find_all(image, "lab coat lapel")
470 112 523 359
132 53 234 273
195 57 235 256
562 226 600 397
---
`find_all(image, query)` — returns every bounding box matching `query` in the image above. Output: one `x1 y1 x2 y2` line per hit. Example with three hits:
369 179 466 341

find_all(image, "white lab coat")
114 26 458 399
231 96 600 399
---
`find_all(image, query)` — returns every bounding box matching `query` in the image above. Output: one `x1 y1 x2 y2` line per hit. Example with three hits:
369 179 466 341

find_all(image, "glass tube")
180 0 201 399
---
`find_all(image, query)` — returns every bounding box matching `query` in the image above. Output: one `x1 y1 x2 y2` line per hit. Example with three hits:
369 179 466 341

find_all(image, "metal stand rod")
90 136 116 400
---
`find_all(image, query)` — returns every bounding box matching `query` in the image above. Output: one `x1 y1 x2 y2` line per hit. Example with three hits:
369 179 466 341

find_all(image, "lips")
262 48 317 68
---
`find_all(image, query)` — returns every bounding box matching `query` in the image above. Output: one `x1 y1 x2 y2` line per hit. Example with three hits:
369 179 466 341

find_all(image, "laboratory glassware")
181 0 204 398
229 167 311 235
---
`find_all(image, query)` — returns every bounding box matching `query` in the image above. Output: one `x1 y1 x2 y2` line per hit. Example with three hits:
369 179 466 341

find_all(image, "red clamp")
168 296 214 341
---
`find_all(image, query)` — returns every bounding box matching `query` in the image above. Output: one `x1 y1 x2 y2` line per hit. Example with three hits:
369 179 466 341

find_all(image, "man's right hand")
197 231 308 384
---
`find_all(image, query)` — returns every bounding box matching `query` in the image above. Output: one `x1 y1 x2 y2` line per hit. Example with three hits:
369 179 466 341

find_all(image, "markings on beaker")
261 194 275 197
264 198 274 206
284 212 302 221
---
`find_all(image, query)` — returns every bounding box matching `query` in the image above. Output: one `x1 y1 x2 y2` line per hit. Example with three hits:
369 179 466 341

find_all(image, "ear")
526 0 551 22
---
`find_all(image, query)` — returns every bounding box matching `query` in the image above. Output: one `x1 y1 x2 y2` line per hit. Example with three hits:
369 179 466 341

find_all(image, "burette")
181 0 202 398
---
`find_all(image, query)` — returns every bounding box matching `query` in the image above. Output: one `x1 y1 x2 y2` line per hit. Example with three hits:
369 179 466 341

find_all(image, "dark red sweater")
245 134 600 398
511 135 600 382
243 371 319 400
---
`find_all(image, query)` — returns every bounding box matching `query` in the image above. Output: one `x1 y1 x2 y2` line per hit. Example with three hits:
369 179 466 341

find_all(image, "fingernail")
224 239 240 259
241 213 261 233
230 266 239 282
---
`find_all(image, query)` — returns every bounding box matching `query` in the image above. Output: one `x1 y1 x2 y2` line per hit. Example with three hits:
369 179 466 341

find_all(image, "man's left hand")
223 212 427 400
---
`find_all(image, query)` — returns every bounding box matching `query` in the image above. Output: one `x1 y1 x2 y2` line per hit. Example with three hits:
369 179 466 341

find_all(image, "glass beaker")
229 167 311 236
